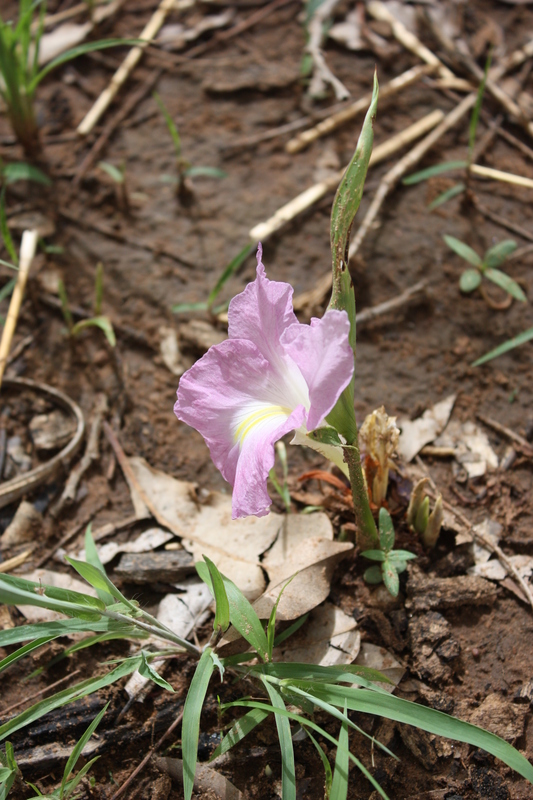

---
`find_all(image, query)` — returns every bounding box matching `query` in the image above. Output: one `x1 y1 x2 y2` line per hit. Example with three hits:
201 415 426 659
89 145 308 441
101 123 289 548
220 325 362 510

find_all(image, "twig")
306 0 349 100
472 198 533 244
6 333 34 366
0 378 85 511
497 125 533 164
249 109 444 242
73 68 163 186
0 548 33 573
110 710 184 800
51 395 108 518
0 230 38 388
77 0 193 136
469 163 533 189
366 0 457 84
58 208 194 271
286 64 435 154
477 413 533 458
416 457 533 612
0 670 82 716
357 279 427 323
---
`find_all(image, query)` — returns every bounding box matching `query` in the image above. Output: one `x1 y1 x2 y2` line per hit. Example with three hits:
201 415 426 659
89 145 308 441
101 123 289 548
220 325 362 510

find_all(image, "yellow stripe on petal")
234 405 292 445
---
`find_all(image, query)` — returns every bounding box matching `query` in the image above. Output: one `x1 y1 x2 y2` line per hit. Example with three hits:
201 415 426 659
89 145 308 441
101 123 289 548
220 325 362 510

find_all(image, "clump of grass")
58 262 116 347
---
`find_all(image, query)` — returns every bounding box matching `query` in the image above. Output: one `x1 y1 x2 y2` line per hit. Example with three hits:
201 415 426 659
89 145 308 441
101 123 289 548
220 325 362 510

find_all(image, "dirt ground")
1 0 533 797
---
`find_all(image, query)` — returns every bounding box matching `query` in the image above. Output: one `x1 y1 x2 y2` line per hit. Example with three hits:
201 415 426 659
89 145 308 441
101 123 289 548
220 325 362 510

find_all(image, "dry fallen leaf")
274 603 360 666
398 395 456 462
77 527 174 566
433 420 498 478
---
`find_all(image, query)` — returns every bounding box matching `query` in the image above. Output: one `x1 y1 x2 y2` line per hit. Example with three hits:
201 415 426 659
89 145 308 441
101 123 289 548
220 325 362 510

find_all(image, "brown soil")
1 0 533 798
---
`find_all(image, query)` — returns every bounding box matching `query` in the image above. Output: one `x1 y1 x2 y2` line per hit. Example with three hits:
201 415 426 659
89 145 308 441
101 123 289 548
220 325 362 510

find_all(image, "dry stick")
0 230 38 389
307 0 349 100
366 0 458 86
0 548 33 573
356 279 427 324
469 163 533 189
415 457 533 612
473 198 533 244
0 670 82 716
110 710 184 800
477 413 533 458
250 109 444 243
51 395 108 519
77 0 193 136
73 68 163 185
286 64 435 154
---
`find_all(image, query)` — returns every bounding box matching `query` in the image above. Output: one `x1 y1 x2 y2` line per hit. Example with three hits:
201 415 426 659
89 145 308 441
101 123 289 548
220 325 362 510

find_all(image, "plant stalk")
102 609 201 656
343 439 379 551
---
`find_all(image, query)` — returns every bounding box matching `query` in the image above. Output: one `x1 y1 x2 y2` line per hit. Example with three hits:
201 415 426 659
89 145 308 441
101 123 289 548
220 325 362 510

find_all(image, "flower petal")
281 309 354 430
228 245 299 372
174 338 305 518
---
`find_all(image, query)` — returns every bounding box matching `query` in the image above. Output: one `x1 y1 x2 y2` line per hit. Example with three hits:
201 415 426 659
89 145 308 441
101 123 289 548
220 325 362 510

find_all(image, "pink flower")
174 246 354 519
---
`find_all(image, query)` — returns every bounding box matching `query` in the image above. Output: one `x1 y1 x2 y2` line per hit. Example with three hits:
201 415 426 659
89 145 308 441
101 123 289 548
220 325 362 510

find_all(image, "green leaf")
484 239 517 268
0 573 104 621
267 576 297 660
443 235 483 267
388 550 417 561
196 563 268 661
207 242 255 308
210 708 269 761
203 556 230 634
65 557 135 610
0 656 141 742
382 560 399 597
182 647 215 800
469 51 491 158
361 550 386 562
0 618 135 648
255 662 392 691
262 679 296 800
330 703 349 800
184 166 226 180
330 72 378 351
427 182 465 210
2 162 51 185
305 729 333 797
138 651 175 692
472 326 533 366
459 268 482 293
98 161 124 183
83 525 115 606
71 315 116 346
273 613 309 648
303 682 533 785
307 427 343 447
378 507 394 551
171 301 208 314
0 187 17 266
60 703 108 798
414 496 430 534
153 91 181 158
0 742 18 800
32 39 144 91
364 565 383 584
402 161 468 185
485 268 527 302
0 636 53 674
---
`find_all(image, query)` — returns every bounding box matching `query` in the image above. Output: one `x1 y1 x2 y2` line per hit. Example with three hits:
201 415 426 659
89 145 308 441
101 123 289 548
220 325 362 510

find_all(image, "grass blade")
65 557 135 610
207 242 256 308
403 161 468 185
211 708 269 760
182 647 215 800
330 703 349 800
83 525 115 606
203 556 230 634
0 618 135 648
472 326 533 366
428 182 465 210
60 702 108 798
305 729 333 797
261 679 296 800
302 683 533 784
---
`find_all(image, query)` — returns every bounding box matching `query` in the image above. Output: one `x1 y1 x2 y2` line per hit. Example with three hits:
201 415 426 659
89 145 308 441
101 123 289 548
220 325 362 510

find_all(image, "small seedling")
362 508 416 596
443 235 526 303
98 161 129 214
153 92 226 206
0 2 139 157
58 263 116 347
472 325 533 366
407 478 443 548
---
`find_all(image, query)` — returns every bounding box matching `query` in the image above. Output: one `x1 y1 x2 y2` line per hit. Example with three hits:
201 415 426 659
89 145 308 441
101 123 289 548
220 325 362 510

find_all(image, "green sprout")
57 263 116 347
98 161 129 214
362 508 417 597
153 91 226 206
0 1 139 157
443 235 526 303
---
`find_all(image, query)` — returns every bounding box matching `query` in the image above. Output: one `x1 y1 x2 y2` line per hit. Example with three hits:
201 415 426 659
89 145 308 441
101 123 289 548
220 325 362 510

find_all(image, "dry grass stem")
366 0 455 83
470 163 533 189
306 0 349 100
77 0 193 136
0 548 33 573
0 229 38 389
249 109 444 242
286 64 434 154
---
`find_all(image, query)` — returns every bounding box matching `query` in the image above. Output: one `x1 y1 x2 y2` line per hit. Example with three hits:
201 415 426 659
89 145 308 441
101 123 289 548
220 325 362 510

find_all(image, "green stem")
102 609 201 657
343 439 379 552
